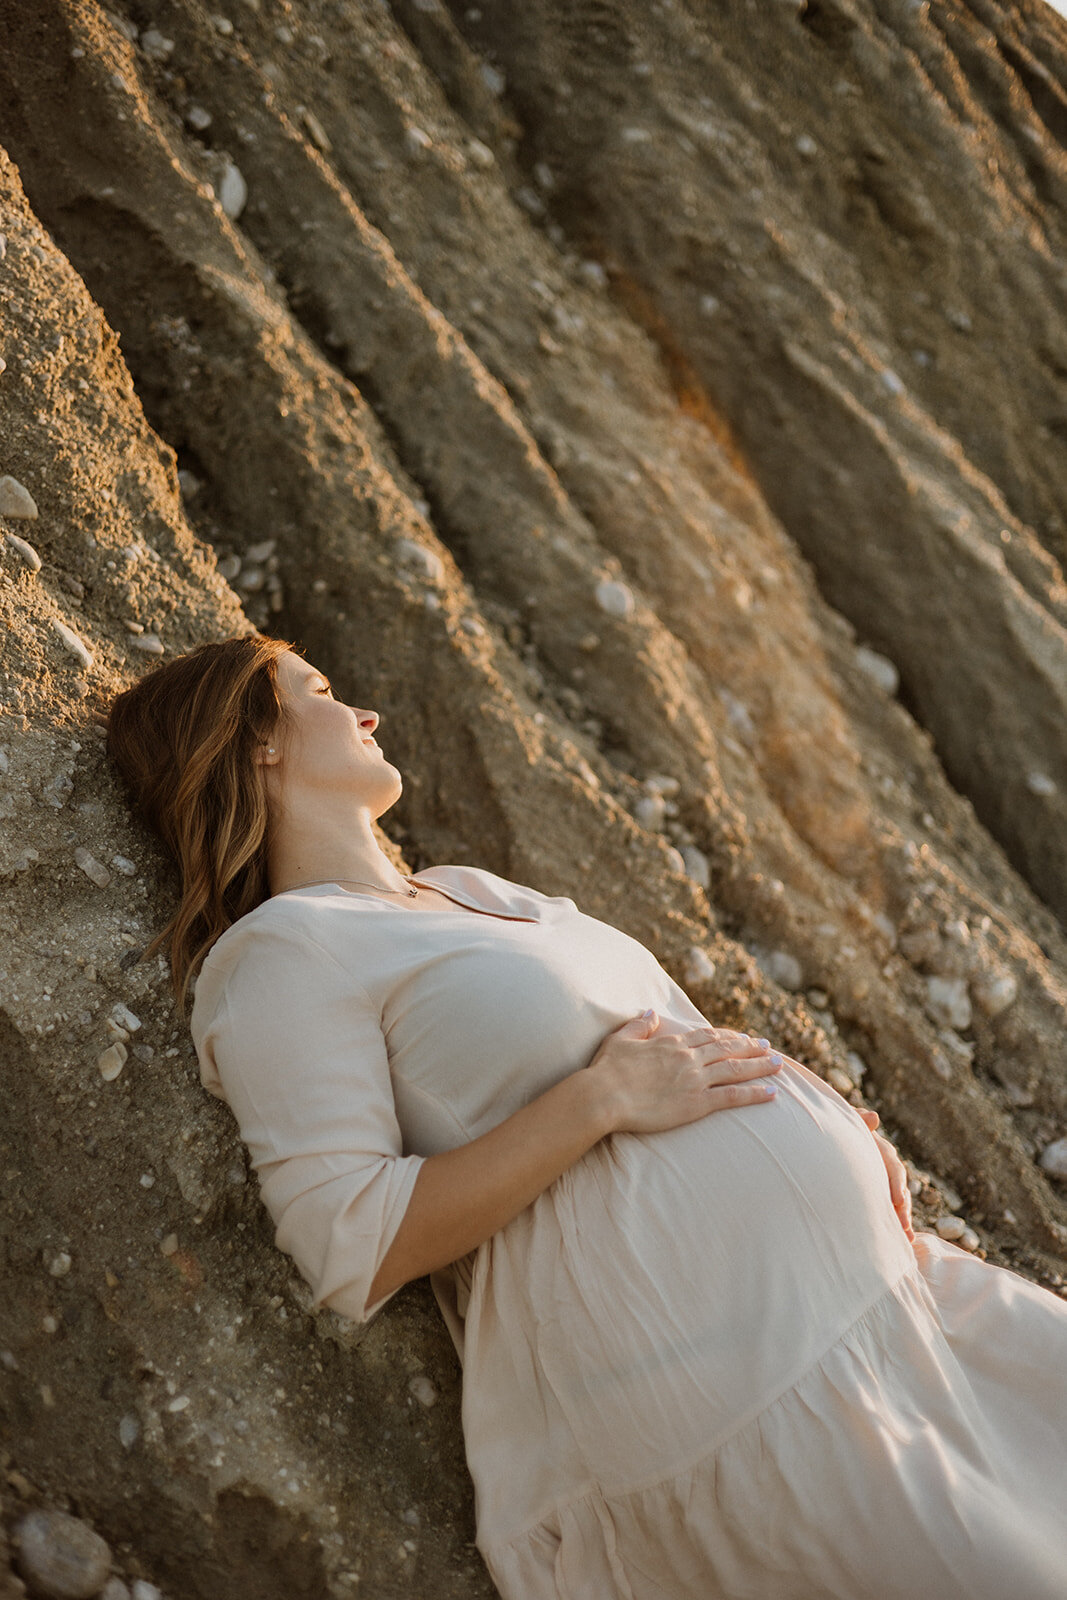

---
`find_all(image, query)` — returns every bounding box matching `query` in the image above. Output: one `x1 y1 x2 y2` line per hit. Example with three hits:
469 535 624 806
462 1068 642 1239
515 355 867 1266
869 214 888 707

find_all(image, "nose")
357 709 379 732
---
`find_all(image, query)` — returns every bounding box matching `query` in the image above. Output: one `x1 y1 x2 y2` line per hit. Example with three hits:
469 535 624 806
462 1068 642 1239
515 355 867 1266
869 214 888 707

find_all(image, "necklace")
279 875 419 898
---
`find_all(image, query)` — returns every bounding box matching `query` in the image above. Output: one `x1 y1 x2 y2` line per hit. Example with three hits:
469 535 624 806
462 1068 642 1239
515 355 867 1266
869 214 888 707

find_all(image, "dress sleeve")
196 921 425 1324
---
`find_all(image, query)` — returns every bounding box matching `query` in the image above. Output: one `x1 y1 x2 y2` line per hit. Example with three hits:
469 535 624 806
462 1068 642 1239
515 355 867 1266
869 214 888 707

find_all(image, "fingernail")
641 1008 655 1019
763 1083 778 1096
769 1052 783 1066
756 1037 771 1049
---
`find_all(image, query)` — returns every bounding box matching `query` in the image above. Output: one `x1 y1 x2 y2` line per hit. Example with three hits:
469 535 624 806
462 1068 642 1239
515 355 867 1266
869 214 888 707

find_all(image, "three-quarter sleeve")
194 920 425 1323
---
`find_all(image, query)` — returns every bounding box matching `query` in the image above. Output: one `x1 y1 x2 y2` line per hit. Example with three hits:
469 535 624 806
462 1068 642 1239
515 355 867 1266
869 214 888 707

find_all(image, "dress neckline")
277 868 540 924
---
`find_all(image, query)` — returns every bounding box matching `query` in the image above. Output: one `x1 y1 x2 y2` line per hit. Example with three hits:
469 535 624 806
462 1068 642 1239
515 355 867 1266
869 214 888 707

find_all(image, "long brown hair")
107 634 293 1006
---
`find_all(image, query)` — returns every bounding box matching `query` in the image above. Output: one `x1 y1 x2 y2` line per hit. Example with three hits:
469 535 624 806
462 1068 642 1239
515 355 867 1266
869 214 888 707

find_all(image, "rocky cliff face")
1 1 1065 1594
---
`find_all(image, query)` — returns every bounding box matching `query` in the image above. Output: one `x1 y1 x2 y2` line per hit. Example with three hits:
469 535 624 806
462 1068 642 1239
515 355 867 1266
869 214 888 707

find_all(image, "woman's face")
266 650 402 816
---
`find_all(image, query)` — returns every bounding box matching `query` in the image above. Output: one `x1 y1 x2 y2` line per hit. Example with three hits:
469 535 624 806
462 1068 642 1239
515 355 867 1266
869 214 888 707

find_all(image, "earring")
268 747 276 754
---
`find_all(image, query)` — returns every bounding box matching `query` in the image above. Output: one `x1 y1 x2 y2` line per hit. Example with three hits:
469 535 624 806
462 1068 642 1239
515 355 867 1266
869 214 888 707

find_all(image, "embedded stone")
4 530 42 570
935 1215 967 1241
74 847 111 888
595 578 635 619
0 475 39 519
971 969 1017 1017
1038 1137 1067 1181
52 620 93 670
14 1508 112 1600
924 974 971 1031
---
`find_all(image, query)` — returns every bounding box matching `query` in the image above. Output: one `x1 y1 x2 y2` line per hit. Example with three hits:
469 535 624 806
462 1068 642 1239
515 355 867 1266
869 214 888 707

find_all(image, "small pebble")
160 1233 179 1256
395 537 445 585
854 643 899 695
595 578 635 619
1038 1137 1067 1181
52 620 94 671
217 553 241 581
807 987 829 1007
140 28 175 61
957 1227 980 1252
185 105 212 132
761 949 805 991
212 14 234 34
110 854 137 876
924 974 971 1031
101 1579 132 1600
4 530 42 570
1025 771 1056 796
130 1584 165 1600
244 538 277 563
97 1042 128 1082
48 1251 73 1278
131 633 164 656
0 474 39 519
634 793 666 831
971 969 1017 1017
404 126 433 155
643 774 680 797
166 1396 190 1413
14 1508 112 1600
679 844 710 890
300 107 331 152
827 1067 854 1096
74 847 111 888
934 1215 967 1241
216 158 247 219
118 1414 140 1451
683 946 716 986
408 1375 437 1408
110 1002 141 1032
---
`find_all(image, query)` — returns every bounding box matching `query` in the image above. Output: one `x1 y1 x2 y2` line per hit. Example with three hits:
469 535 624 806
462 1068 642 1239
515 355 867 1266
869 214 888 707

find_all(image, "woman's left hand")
857 1109 915 1242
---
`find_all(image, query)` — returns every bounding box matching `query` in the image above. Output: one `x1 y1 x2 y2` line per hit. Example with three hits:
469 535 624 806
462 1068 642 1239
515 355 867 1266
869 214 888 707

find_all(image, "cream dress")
190 865 1067 1600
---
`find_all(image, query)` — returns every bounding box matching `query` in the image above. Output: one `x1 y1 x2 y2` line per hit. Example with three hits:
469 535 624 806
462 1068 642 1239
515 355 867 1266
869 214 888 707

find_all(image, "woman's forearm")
368 1067 614 1306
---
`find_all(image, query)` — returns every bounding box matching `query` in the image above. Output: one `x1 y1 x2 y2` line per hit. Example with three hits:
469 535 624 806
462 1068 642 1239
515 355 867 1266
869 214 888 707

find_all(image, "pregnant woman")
107 634 1067 1600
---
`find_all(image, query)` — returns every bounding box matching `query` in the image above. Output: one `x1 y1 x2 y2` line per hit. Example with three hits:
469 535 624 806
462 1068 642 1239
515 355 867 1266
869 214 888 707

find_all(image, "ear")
254 742 281 768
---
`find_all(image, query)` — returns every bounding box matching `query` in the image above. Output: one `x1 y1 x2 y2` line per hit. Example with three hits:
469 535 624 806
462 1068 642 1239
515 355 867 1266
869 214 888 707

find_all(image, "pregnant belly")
467 1058 917 1494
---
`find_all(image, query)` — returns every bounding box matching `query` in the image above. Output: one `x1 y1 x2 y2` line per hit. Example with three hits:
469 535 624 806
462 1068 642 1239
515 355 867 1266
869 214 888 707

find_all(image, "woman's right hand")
588 1010 783 1135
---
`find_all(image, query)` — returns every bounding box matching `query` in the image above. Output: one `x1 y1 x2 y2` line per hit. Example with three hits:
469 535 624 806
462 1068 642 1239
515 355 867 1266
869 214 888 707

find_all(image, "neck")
267 805 407 897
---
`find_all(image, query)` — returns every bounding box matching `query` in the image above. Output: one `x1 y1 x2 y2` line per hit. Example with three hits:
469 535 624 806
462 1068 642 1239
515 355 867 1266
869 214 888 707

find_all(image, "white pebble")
101 1578 132 1600
131 1583 165 1600
49 1251 73 1277
683 946 717 986
595 578 635 619
98 1042 128 1081
924 974 972 1031
131 633 165 655
216 158 247 219
141 28 175 60
680 844 710 889
408 1374 437 1408
762 949 805 991
1025 771 1056 796
110 854 137 876
827 1067 854 1096
52 619 94 670
118 1414 141 1450
795 133 818 156
643 774 680 797
467 138 495 168
718 688 757 744
244 538 277 563
110 1002 142 1033
699 293 720 317
854 643 899 695
971 969 1017 1017
634 793 666 830
4 529 42 570
75 846 111 888
167 1395 191 1412
880 369 904 395
935 1215 967 1241
185 105 212 132
0 474 39 519
1038 1137 1067 1181
395 537 445 585
957 1227 980 1252
481 63 505 95
404 126 433 155
212 14 234 34
579 260 607 289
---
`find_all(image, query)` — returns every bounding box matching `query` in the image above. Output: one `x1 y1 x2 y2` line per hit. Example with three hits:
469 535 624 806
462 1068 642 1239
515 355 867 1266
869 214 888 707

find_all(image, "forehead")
277 652 324 691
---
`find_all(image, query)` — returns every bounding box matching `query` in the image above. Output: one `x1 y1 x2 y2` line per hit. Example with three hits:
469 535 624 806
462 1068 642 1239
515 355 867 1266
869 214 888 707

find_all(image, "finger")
857 1108 880 1130
698 1047 783 1082
702 1078 780 1111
